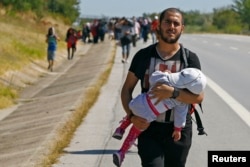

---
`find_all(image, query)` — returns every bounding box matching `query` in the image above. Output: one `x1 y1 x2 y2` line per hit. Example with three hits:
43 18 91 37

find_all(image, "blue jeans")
121 44 131 56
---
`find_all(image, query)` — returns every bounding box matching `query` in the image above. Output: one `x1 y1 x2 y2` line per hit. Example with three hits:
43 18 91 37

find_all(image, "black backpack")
181 44 207 136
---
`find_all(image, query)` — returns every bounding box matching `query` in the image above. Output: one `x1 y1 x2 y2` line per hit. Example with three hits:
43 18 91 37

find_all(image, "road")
53 34 250 167
181 34 250 167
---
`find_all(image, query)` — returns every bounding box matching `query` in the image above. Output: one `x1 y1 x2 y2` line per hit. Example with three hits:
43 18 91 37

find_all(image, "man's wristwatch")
171 87 180 99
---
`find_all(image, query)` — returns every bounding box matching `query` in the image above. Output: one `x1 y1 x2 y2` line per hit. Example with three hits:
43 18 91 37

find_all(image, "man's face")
158 11 184 44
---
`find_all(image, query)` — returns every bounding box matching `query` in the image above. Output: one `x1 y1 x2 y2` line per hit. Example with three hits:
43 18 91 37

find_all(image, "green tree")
232 0 250 30
55 0 80 23
212 7 241 32
0 0 80 24
183 10 214 33
184 10 206 26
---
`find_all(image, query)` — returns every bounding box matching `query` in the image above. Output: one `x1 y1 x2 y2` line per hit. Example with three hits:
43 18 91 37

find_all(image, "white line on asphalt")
207 76 250 127
229 46 238 50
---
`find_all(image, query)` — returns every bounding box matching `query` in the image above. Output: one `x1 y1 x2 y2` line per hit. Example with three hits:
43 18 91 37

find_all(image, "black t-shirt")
129 43 201 122
129 43 201 92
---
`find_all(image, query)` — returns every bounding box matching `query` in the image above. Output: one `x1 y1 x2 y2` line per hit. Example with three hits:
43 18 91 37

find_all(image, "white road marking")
207 76 250 127
230 46 238 50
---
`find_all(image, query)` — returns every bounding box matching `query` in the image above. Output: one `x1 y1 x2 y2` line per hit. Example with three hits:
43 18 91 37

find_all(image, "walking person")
131 16 140 47
46 27 60 72
114 18 122 41
151 15 159 44
120 18 133 63
107 19 115 40
112 68 207 167
91 19 100 44
65 27 78 60
82 22 91 43
141 18 150 43
119 8 204 167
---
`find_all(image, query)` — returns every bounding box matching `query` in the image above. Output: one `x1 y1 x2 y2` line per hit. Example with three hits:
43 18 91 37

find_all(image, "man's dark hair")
159 8 184 25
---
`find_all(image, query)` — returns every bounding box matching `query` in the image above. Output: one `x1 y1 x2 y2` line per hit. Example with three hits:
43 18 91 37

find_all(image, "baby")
112 68 207 167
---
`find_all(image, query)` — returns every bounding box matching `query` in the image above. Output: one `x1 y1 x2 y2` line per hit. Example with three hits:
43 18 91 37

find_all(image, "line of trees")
0 0 80 23
1 0 250 34
143 0 250 34
181 0 250 34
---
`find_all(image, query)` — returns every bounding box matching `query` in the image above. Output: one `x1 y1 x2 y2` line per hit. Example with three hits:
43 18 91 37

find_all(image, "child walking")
65 28 78 60
46 27 59 72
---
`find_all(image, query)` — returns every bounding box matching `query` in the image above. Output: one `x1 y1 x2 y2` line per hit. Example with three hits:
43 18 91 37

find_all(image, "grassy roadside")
0 12 69 109
0 9 118 167
34 41 116 167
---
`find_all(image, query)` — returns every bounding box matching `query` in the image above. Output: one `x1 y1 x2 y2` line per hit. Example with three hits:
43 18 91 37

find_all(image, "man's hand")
149 83 174 105
131 115 150 131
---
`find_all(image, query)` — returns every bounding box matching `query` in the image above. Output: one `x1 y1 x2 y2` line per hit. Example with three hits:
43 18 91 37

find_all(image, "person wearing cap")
118 7 204 167
112 68 206 167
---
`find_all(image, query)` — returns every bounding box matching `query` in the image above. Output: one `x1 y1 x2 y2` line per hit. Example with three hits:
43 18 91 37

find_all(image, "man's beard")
158 28 181 44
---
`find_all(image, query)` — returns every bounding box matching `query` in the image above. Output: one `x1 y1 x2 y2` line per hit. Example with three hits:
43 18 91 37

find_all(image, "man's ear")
181 25 185 33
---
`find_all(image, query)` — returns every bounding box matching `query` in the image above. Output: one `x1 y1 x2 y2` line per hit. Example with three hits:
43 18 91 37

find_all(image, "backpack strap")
191 104 208 136
181 44 207 136
180 44 189 68
141 43 157 92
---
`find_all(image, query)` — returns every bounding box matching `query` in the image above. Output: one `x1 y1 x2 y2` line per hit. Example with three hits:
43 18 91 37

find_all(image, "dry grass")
0 10 118 167
0 82 18 108
0 12 69 109
35 43 116 167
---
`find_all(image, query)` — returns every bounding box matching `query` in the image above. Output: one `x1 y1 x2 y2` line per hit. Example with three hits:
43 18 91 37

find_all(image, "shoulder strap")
180 43 190 68
191 104 207 136
141 44 156 92
181 44 207 136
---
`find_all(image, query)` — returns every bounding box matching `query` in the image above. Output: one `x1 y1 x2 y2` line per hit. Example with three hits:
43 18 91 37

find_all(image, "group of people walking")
45 19 107 72
46 7 206 167
45 15 159 71
107 15 159 63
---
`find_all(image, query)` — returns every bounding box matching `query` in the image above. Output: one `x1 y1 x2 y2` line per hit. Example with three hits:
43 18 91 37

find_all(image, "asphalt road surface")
0 34 249 167
53 34 250 167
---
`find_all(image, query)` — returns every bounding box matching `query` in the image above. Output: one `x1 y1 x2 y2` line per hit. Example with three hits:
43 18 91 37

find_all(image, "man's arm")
121 71 138 116
121 71 149 130
149 83 204 105
176 88 204 104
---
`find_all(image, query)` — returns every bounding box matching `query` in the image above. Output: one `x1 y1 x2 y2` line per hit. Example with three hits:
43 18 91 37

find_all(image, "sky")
80 0 234 18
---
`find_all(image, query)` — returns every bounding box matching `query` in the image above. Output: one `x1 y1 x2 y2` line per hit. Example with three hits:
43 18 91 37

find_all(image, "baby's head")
169 68 207 94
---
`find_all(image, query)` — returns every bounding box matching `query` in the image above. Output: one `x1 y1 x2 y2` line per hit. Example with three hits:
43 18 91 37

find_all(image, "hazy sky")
80 0 234 18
